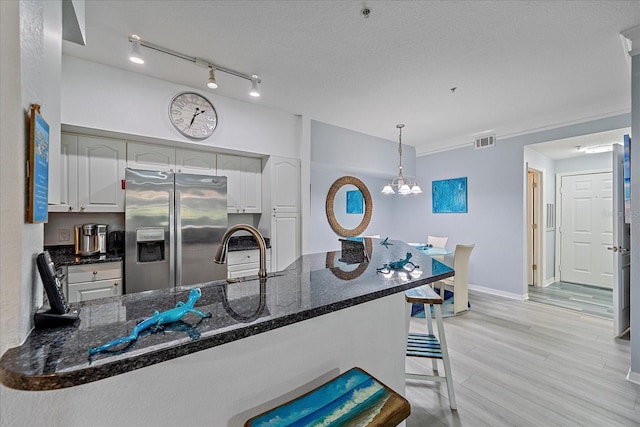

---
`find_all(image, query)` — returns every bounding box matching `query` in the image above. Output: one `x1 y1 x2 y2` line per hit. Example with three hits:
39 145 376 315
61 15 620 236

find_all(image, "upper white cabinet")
126 142 217 175
50 134 126 212
264 156 301 213
217 154 262 214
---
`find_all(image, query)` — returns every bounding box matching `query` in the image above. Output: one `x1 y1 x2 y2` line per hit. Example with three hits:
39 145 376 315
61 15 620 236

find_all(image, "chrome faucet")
214 224 268 279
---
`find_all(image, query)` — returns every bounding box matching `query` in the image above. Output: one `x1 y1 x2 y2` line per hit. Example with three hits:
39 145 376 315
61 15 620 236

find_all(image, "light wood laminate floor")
405 291 639 427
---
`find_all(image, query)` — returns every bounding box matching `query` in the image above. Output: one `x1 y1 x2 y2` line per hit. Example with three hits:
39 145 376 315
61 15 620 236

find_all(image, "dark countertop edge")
0 271 453 391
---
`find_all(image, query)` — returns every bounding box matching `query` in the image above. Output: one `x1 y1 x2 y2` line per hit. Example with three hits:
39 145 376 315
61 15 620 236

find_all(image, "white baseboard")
627 369 640 385
543 277 555 287
468 283 527 301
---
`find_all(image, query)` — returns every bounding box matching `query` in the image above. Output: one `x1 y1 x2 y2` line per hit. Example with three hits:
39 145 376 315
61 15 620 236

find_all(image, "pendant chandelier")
382 124 422 195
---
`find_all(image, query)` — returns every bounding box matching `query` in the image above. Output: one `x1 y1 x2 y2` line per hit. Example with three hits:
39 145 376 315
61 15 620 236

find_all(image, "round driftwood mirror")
325 176 373 237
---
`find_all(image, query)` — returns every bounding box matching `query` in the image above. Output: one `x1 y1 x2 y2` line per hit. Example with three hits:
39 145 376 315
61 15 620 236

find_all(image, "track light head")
129 36 144 64
249 75 260 97
207 67 218 89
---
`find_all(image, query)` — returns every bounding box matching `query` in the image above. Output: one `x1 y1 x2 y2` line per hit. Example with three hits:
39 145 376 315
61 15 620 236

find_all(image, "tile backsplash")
44 212 124 246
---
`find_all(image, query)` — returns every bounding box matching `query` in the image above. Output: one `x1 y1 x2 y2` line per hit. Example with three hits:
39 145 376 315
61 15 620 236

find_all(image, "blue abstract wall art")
432 177 468 213
346 190 364 214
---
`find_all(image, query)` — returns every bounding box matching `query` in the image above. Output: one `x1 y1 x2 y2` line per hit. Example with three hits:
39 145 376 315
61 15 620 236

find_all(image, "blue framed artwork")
28 104 49 223
432 177 467 213
346 190 363 214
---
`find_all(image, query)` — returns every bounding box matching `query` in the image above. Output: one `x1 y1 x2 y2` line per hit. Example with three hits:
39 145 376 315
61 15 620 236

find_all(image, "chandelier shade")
382 124 422 195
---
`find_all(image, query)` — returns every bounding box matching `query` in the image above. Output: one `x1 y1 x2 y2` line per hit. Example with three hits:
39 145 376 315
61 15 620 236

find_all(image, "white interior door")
559 172 613 288
612 142 631 336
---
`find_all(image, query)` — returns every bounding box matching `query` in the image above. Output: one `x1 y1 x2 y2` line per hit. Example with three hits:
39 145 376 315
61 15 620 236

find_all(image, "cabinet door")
217 154 242 213
272 213 300 271
49 134 78 212
176 149 217 175
271 157 300 213
241 157 262 213
127 142 176 172
67 278 122 303
77 136 126 212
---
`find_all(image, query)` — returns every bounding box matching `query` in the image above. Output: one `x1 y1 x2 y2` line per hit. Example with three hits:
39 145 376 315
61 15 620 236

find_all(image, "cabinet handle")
68 207 73 211
93 271 98 275
114 282 119 286
80 206 85 211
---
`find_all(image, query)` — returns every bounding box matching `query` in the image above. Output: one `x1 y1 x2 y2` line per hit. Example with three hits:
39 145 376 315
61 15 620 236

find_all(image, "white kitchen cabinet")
66 261 123 303
227 249 271 279
271 213 300 272
126 142 176 172
175 148 217 175
270 157 301 213
50 134 126 212
217 154 262 214
127 142 217 175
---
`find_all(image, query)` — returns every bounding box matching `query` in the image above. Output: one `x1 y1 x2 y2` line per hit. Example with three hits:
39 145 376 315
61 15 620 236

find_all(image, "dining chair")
427 235 448 249
434 244 475 314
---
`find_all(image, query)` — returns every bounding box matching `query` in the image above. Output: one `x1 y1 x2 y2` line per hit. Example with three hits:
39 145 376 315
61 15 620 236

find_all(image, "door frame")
527 168 543 287
554 168 611 283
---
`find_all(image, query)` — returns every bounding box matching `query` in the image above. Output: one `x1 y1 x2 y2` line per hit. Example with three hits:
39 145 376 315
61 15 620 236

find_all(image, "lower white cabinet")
271 213 300 272
227 249 271 279
66 261 123 303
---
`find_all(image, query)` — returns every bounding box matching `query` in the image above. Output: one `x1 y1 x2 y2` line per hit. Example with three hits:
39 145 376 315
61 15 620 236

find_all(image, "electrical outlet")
59 228 71 242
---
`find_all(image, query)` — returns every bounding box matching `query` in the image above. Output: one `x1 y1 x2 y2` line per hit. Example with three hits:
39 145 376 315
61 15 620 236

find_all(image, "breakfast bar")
0 239 453 425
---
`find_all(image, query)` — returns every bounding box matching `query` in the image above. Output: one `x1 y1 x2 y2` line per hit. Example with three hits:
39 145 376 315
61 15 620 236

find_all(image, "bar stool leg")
423 303 439 372
433 304 457 410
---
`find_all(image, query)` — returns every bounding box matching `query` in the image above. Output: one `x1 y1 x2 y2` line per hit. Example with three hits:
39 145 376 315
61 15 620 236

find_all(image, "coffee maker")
74 224 108 256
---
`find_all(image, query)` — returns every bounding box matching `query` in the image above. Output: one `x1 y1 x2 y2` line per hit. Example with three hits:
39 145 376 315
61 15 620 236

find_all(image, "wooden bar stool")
405 285 457 410
244 367 410 426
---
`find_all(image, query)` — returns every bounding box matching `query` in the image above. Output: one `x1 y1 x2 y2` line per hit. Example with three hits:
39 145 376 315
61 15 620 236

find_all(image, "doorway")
556 170 613 288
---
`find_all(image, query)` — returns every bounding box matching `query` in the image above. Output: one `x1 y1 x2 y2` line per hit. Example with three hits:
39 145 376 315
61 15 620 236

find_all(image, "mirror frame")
325 176 373 237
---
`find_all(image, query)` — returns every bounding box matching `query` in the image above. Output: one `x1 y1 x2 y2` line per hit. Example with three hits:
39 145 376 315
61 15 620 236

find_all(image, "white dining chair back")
436 244 475 314
427 235 448 249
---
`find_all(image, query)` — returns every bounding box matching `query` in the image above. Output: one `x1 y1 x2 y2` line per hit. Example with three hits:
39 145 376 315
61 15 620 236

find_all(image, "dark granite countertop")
45 245 124 266
0 239 453 391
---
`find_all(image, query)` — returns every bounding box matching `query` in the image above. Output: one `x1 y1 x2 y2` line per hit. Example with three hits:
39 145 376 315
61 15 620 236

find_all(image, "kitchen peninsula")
0 239 453 426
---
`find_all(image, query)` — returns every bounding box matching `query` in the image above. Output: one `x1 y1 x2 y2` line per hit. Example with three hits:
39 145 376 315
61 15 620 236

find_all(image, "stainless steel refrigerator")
125 168 228 293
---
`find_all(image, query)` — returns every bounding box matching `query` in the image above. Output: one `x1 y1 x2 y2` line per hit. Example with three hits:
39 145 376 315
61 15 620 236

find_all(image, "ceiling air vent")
474 134 496 149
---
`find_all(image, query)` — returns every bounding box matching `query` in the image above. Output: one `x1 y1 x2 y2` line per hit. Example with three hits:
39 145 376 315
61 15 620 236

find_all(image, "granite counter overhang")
0 239 453 391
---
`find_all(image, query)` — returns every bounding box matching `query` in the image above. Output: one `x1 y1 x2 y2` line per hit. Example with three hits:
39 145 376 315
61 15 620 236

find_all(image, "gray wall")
555 151 612 174
309 115 630 298
310 121 418 253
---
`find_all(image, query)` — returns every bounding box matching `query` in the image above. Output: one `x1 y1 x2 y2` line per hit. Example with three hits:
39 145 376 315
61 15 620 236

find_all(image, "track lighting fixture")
128 36 144 64
207 67 218 89
382 124 422 195
127 35 261 97
249 75 260 97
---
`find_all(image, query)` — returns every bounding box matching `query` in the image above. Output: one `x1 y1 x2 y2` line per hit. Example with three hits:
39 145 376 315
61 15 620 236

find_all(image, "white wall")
629 51 640 382
0 0 63 355
1 0 24 356
62 56 300 159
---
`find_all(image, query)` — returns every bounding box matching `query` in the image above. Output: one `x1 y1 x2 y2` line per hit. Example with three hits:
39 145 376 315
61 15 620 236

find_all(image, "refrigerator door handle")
175 190 182 287
169 189 176 288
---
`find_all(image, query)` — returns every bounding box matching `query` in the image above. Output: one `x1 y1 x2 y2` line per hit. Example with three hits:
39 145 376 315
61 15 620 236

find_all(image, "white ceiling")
63 1 639 156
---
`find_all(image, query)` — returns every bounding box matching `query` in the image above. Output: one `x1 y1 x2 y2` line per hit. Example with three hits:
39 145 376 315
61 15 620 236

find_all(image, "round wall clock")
168 92 218 140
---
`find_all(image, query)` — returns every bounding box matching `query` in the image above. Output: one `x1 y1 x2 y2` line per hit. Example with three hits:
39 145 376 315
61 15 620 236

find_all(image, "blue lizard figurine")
88 288 211 355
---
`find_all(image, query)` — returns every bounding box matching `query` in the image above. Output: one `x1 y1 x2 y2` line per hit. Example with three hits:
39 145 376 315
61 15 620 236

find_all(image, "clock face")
169 92 218 140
